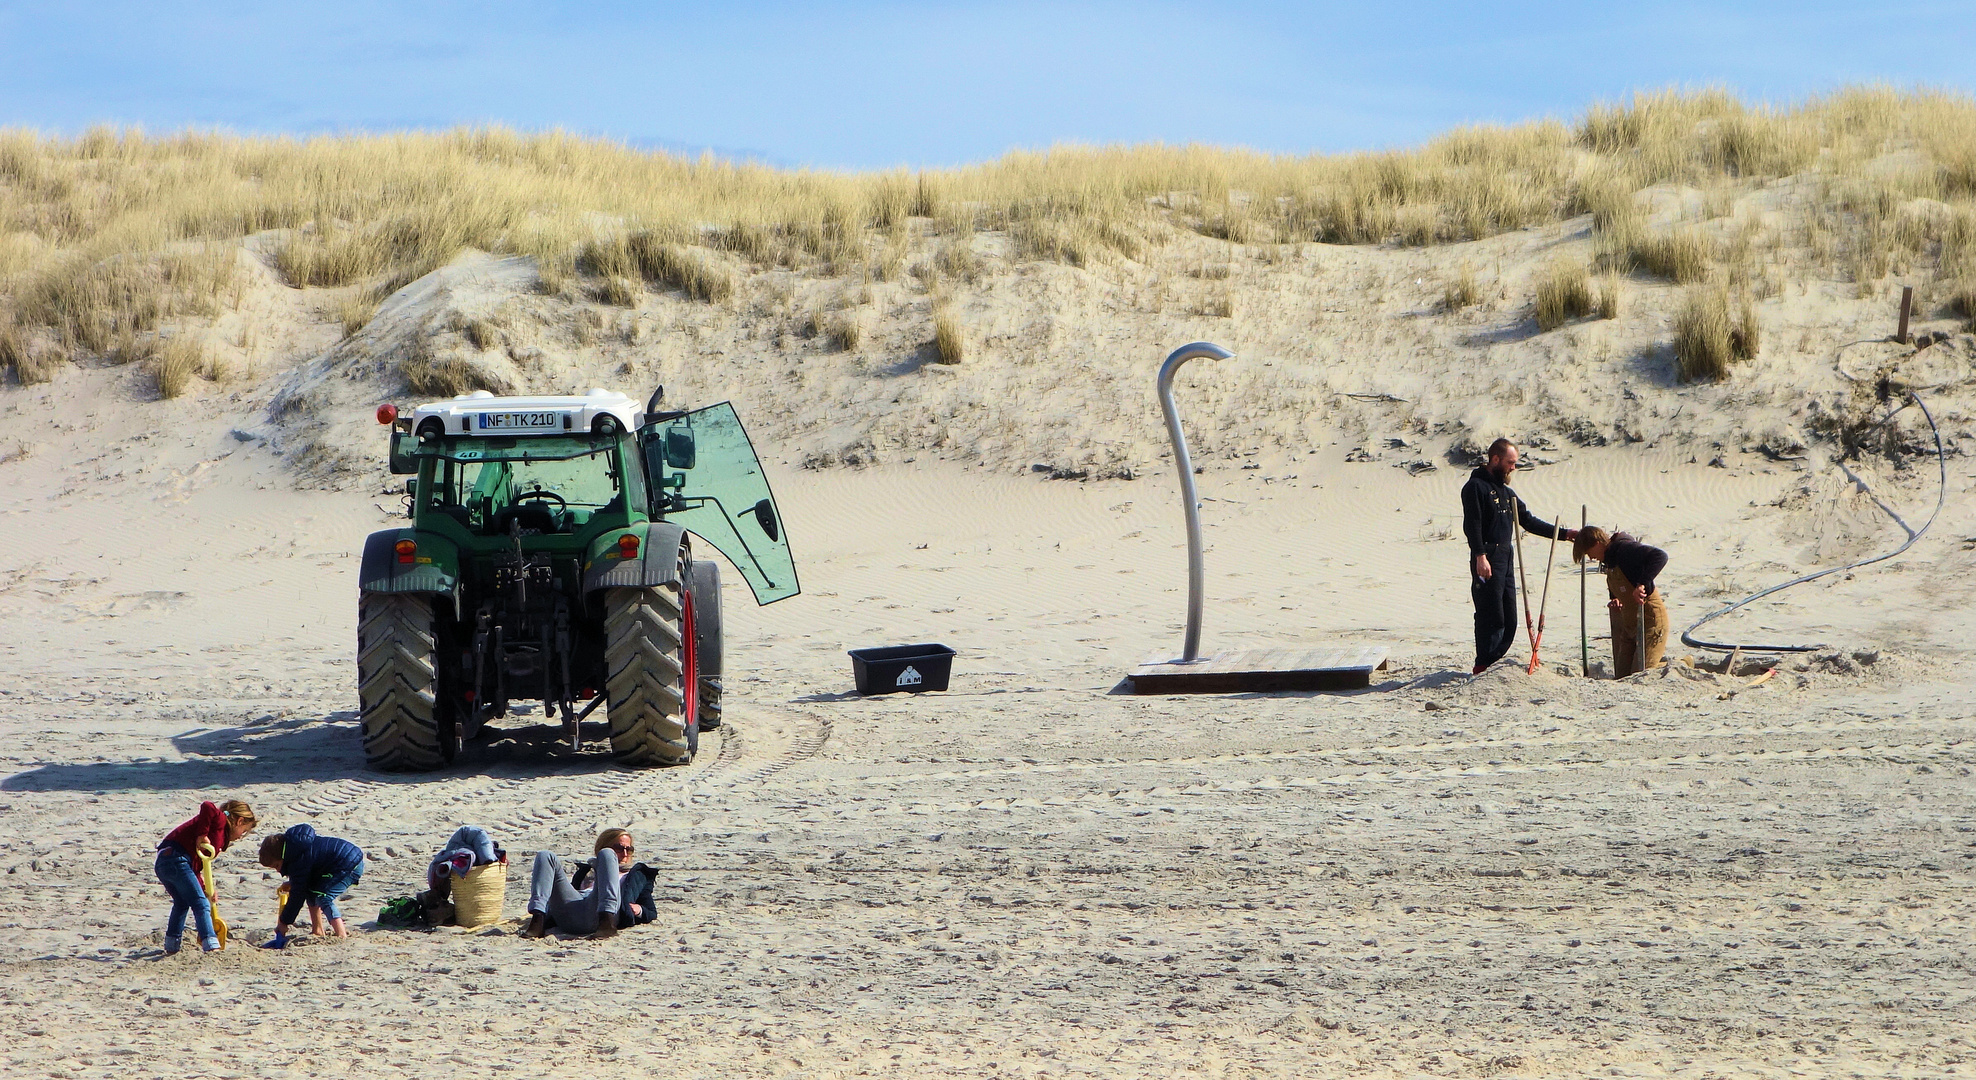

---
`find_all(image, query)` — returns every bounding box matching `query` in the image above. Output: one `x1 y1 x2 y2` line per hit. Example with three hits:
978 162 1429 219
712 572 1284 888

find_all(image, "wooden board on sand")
1129 645 1390 694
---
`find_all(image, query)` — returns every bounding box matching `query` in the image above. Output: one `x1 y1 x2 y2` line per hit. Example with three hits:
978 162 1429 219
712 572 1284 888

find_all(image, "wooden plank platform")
1129 645 1390 694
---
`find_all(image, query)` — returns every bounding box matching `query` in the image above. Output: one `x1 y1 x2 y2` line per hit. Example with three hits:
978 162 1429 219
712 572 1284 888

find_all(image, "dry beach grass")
5 86 1976 393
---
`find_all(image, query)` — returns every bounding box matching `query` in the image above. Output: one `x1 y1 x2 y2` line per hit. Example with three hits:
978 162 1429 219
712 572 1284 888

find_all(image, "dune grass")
827 311 862 351
1597 271 1622 320
1443 261 1480 310
1948 283 1976 330
1534 259 1622 328
595 275 638 307
581 232 736 304
1674 286 1761 382
150 334 209 399
403 342 510 397
1535 260 1595 330
3 87 1976 384
932 303 965 365
460 316 500 351
1627 227 1716 283
0 318 42 384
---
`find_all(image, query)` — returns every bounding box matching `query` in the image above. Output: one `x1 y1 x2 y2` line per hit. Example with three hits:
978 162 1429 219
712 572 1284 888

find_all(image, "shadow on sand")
877 341 943 377
790 690 867 704
2 708 654 793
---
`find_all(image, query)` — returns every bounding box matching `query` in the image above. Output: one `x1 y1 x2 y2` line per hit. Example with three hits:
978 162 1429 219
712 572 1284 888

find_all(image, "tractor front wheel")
358 592 455 771
604 582 696 766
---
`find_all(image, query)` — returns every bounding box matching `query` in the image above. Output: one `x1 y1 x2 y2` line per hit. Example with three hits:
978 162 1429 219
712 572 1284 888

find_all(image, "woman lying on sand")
1574 527 1669 677
154 799 257 954
258 824 366 948
523 828 649 940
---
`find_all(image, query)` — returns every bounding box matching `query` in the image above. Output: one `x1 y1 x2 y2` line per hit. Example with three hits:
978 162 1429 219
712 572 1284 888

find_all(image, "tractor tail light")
617 533 639 559
376 403 399 425
394 539 417 565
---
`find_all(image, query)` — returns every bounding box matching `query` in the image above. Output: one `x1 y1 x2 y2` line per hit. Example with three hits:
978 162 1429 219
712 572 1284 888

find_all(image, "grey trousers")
527 849 621 934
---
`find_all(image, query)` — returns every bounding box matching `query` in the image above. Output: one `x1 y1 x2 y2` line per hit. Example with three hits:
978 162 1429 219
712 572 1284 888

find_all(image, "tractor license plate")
475 411 561 433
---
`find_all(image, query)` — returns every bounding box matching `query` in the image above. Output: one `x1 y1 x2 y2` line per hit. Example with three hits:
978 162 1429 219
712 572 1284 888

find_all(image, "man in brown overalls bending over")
1573 527 1669 676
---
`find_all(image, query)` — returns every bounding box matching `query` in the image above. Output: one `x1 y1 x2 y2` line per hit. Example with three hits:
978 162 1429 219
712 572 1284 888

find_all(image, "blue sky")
0 1 1970 169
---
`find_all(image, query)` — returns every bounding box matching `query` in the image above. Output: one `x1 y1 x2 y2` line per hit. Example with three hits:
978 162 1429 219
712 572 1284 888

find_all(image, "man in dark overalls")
1461 439 1575 674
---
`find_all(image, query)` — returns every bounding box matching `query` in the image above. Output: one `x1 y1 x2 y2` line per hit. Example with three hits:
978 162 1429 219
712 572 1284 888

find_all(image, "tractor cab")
383 388 798 603
417 436 633 538
391 389 639 538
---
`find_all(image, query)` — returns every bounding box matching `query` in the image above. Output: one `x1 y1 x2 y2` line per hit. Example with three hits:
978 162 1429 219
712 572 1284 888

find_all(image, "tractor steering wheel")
516 490 567 511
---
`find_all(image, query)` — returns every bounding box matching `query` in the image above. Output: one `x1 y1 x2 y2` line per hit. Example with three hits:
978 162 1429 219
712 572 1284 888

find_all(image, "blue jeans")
314 861 365 923
155 845 214 943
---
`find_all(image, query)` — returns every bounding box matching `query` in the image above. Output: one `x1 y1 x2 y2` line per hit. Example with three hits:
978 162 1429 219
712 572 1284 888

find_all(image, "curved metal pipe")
1156 341 1235 662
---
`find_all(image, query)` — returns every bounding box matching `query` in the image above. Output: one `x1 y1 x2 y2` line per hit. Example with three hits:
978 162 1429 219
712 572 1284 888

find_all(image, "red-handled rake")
1527 516 1562 674
1515 524 1536 671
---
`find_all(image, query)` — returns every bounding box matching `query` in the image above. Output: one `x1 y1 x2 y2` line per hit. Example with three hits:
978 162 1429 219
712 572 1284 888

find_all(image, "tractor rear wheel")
604 582 696 766
358 593 454 771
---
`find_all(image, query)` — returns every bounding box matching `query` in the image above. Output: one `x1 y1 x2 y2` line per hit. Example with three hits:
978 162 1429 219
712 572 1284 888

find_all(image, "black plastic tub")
848 643 955 695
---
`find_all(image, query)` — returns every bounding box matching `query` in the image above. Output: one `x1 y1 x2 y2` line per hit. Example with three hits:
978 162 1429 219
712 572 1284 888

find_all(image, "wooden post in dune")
1897 286 1913 345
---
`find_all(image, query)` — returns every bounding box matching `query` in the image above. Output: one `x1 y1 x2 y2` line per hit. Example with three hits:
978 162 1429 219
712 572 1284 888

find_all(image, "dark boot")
586 918 618 940
523 912 547 939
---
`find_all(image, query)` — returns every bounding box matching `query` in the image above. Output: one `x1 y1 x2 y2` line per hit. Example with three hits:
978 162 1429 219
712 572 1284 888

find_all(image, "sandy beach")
3 322 1974 1075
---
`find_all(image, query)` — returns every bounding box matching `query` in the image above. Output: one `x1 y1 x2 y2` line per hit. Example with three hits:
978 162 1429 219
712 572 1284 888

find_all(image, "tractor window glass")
493 455 619 509
643 402 799 603
431 442 622 531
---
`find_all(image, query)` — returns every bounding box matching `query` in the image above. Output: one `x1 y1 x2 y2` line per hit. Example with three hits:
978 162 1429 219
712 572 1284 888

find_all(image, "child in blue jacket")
258 824 365 948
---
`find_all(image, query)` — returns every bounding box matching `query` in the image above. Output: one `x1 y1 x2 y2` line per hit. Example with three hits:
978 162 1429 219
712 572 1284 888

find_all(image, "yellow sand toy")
195 839 228 949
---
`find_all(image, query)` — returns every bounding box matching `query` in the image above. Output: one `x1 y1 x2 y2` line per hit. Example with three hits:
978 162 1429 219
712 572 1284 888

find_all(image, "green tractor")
356 387 798 771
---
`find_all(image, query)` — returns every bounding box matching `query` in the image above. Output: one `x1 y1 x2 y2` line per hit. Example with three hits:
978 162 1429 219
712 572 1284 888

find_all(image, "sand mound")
268 250 542 479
